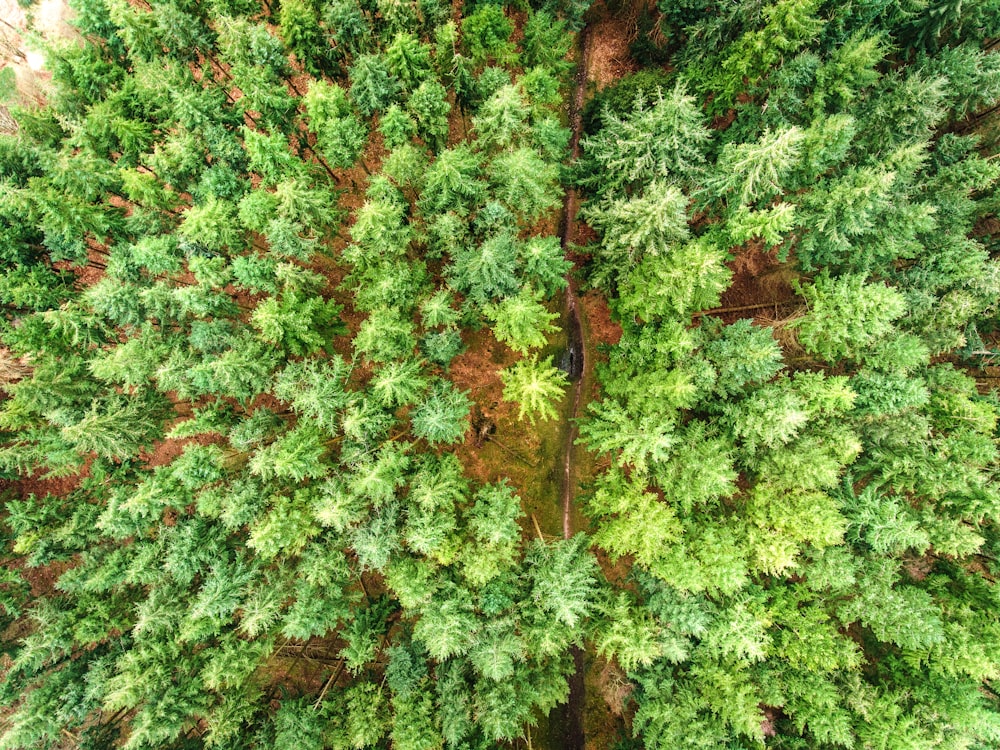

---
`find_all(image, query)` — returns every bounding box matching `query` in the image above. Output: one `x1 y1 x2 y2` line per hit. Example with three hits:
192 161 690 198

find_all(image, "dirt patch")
904 554 934 582
0 469 84 502
26 0 75 39
595 656 632 717
17 556 74 597
448 329 507 416
585 6 638 89
710 243 800 325
261 640 348 715
583 655 630 750
0 347 31 388
577 288 620 349
570 214 598 248
140 431 225 469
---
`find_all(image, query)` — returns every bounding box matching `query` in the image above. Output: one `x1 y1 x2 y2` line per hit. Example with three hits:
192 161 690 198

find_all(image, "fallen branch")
313 660 346 709
485 435 539 467
693 299 799 317
531 513 546 542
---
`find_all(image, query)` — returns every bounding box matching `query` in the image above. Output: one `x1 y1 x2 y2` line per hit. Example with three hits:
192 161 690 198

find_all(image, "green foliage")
703 126 805 206
350 53 401 116
792 272 907 363
251 291 344 355
303 80 367 170
484 287 559 354
461 5 516 67
381 103 419 149
407 78 451 151
13 0 1000 747
472 84 529 151
448 230 519 303
526 534 597 629
418 145 486 216
354 306 417 363
575 5 1000 745
702 318 784 397
616 238 731 321
579 82 710 196
520 236 571 295
487 147 561 221
178 197 243 253
410 380 471 444
386 32 433 93
500 355 567 424
279 0 330 76
583 181 689 271
371 359 428 408
467 481 522 547
61 394 166 460
522 10 573 70
588 468 682 569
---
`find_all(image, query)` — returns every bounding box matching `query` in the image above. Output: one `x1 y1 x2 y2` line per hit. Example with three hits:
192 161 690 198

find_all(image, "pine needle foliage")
500 354 568 424
0 0 587 744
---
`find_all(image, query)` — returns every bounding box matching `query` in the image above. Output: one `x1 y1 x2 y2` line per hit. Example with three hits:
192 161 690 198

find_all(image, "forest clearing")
1 0 1000 747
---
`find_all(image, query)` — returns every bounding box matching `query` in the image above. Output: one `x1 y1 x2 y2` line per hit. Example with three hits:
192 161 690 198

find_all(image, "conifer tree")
500 355 567 424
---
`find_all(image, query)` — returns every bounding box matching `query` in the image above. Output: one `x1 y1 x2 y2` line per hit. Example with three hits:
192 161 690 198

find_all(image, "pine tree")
386 32 433 94
410 379 471 444
279 0 331 77
521 10 573 71
60 393 166 460
583 181 690 273
472 84 529 151
791 272 907 362
177 196 243 254
323 0 371 57
702 126 806 207
525 535 597 629
484 287 560 354
417 145 485 216
448 230 520 304
461 4 516 67
487 147 560 221
617 239 731 322
500 355 567 424
579 82 711 197
380 104 419 149
407 78 451 152
303 80 368 171
350 53 402 116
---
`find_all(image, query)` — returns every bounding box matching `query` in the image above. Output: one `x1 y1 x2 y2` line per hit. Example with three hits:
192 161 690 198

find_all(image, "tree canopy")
2 0 1000 747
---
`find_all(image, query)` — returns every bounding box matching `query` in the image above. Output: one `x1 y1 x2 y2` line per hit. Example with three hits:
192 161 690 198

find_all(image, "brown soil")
0 469 84 502
594 657 632 717
264 639 346 700
141 431 224 469
16 556 74 598
447 329 514 486
711 242 800 325
446 319 568 504
584 5 639 90
577 288 621 349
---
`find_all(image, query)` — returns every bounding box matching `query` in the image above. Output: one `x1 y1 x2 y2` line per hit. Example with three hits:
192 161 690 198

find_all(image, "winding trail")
555 20 592 750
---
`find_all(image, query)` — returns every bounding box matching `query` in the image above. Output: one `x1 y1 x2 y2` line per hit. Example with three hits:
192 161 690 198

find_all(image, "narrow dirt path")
559 19 591 541
555 20 592 750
